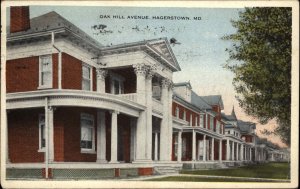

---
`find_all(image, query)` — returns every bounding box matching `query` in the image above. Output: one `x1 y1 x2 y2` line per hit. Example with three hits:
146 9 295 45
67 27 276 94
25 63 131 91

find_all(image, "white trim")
38 54 53 89
82 63 93 91
80 113 96 153
38 114 46 152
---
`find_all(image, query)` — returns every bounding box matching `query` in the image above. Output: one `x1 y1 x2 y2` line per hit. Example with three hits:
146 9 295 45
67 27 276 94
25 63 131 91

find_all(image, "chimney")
10 6 30 33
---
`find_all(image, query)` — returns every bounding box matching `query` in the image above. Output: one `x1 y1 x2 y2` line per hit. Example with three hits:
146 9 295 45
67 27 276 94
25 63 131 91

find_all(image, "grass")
180 162 290 180
147 176 283 182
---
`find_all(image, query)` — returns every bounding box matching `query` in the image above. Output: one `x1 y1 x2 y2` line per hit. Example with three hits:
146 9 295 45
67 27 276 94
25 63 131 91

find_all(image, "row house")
4 7 267 179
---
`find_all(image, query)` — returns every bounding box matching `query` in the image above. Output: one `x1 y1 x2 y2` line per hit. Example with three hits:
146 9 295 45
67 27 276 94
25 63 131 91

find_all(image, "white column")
110 110 119 163
192 130 196 161
154 132 159 161
145 69 154 160
44 98 49 178
168 86 173 161
236 143 239 161
231 142 235 161
219 140 222 162
203 135 207 161
6 111 10 163
130 118 136 162
177 131 182 162
160 78 171 161
240 144 244 161
226 139 230 160
48 107 54 162
133 64 148 162
133 63 147 105
97 110 107 163
58 52 62 89
211 138 214 161
96 68 108 93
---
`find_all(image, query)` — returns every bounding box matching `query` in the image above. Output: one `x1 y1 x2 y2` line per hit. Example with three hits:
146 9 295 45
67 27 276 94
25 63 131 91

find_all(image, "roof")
237 120 256 133
173 92 202 112
173 81 192 89
8 11 103 48
221 112 237 121
201 95 224 110
100 37 181 71
190 91 212 110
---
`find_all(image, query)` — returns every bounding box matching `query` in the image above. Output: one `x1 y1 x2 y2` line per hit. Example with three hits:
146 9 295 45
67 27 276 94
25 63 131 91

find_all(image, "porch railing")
152 98 163 112
117 93 137 102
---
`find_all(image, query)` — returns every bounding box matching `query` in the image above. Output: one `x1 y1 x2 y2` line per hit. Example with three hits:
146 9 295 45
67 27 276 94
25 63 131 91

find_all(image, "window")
195 116 198 126
174 135 178 158
175 107 179 118
82 64 92 91
189 114 193 126
200 115 204 128
210 116 213 130
182 138 187 159
216 121 220 134
39 55 52 88
110 73 125 94
39 114 46 151
183 110 186 121
80 113 95 152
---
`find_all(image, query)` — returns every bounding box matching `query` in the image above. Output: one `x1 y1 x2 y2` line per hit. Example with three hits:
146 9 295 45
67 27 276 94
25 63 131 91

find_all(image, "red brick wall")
172 101 199 126
222 140 226 160
52 54 58 89
117 114 131 162
138 168 153 176
8 109 44 163
10 6 30 33
214 140 219 160
56 107 97 162
7 54 58 93
61 53 82 90
7 56 39 92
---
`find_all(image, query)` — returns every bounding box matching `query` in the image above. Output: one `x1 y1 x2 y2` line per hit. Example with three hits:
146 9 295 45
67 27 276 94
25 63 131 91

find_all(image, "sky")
8 5 286 147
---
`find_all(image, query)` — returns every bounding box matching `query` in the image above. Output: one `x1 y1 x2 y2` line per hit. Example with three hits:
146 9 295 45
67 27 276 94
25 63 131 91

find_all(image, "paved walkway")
123 174 290 182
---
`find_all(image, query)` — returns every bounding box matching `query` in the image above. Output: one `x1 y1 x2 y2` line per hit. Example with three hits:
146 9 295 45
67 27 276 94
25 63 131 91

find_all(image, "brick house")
5 7 267 179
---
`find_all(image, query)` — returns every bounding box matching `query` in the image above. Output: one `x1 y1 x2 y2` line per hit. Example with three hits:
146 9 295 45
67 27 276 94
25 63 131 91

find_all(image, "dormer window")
82 63 92 91
39 55 52 88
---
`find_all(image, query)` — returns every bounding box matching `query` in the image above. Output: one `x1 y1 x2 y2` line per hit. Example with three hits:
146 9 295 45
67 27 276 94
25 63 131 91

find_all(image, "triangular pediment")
147 38 181 71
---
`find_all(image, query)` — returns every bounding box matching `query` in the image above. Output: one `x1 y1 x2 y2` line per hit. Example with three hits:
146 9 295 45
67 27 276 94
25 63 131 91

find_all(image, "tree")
223 7 292 146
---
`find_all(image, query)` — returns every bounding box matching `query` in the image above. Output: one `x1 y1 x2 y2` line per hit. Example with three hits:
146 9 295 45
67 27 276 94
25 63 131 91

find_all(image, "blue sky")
7 5 284 146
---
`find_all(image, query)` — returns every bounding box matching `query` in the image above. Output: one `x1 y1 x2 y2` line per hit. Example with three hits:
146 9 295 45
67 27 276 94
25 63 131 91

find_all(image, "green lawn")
147 176 282 182
180 162 290 179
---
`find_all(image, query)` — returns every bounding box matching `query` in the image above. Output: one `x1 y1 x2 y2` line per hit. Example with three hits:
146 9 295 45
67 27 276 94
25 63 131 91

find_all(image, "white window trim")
80 113 96 153
175 107 179 118
82 63 93 91
38 114 45 152
200 114 204 128
38 54 53 89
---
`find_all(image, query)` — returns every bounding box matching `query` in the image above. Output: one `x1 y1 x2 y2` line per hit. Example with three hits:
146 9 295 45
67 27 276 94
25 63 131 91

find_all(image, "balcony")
117 93 137 102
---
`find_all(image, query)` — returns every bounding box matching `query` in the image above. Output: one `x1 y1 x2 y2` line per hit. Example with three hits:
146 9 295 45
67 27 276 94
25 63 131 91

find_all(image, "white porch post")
203 135 207 161
211 137 214 161
231 142 235 161
168 85 173 160
219 139 222 162
236 143 239 161
44 98 49 178
160 78 171 161
154 132 159 161
110 110 119 163
177 131 182 162
48 107 54 162
226 139 230 161
130 118 136 162
58 52 62 89
6 111 10 163
97 110 107 163
134 63 147 162
145 67 155 161
192 130 196 161
240 144 244 161
96 68 108 93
